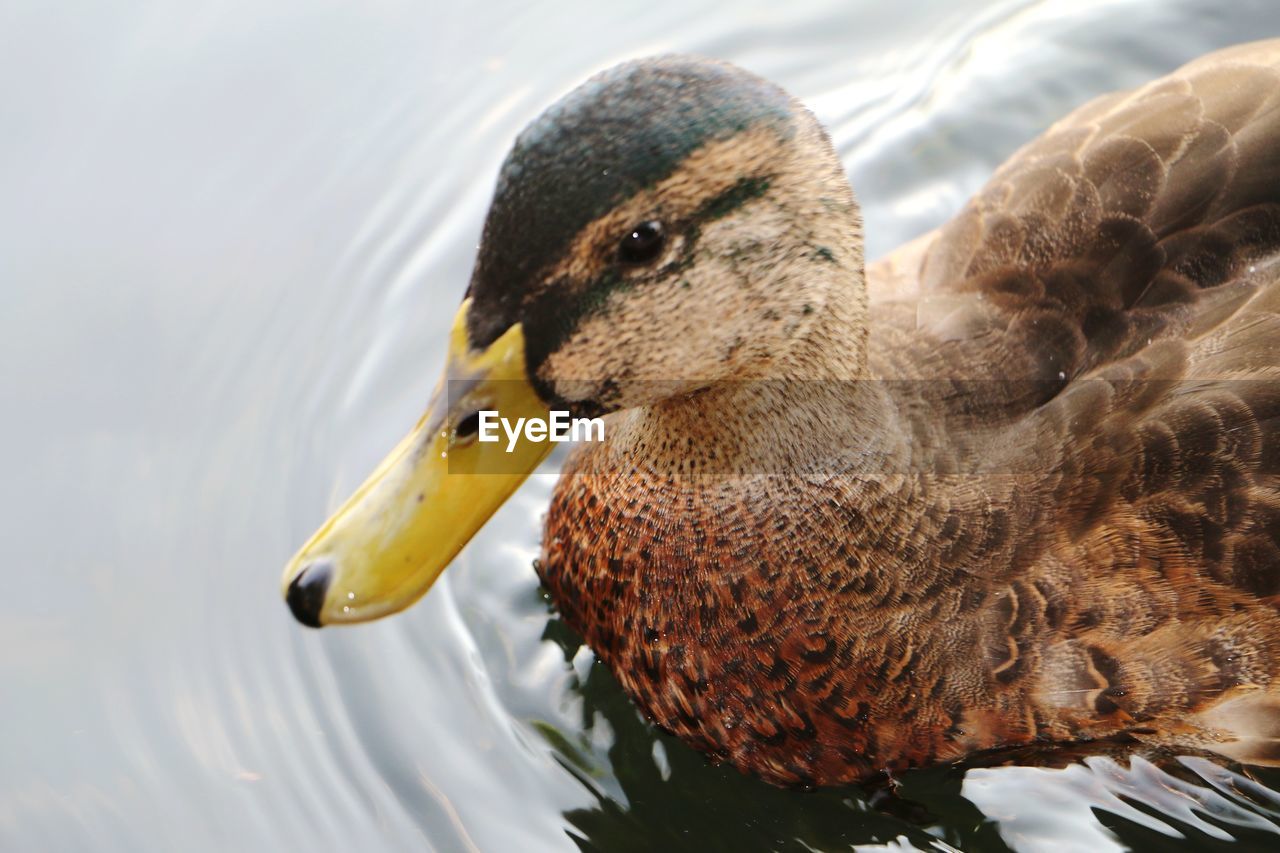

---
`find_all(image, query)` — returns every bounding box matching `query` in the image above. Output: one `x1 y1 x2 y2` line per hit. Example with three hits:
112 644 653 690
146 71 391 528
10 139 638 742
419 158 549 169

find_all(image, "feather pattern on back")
869 40 1280 764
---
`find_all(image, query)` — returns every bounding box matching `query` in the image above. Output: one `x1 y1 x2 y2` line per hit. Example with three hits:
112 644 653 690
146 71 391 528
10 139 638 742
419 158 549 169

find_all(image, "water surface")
5 1 1280 850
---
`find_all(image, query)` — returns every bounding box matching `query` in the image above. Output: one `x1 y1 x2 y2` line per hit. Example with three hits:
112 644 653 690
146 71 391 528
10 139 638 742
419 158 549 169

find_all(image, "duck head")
282 55 866 626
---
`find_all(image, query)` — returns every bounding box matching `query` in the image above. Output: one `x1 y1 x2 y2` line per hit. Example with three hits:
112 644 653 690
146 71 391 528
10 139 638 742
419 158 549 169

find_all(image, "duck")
281 42 1280 788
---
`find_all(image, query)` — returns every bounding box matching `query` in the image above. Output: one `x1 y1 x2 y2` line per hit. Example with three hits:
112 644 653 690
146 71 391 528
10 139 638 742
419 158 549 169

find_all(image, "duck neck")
607 279 903 479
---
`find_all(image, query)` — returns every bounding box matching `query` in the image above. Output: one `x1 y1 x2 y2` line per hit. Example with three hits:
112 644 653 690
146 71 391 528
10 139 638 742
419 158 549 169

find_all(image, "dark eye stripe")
696 175 772 221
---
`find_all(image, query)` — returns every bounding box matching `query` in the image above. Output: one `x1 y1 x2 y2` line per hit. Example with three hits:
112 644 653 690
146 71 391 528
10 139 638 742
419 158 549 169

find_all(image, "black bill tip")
286 559 333 628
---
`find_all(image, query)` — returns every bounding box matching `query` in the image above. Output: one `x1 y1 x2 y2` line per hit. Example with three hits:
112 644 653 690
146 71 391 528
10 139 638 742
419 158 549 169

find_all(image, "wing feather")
866 41 1280 749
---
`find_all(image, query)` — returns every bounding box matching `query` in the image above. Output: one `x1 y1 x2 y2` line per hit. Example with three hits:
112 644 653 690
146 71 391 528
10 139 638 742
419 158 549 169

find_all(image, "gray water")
5 1 1280 850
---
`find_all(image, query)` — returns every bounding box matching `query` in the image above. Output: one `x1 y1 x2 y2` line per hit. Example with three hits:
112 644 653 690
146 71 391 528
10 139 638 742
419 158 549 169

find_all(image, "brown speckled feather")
537 42 1280 786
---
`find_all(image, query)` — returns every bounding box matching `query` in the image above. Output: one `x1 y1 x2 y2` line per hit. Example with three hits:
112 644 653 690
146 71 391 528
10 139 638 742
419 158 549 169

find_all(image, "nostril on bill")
286 559 333 628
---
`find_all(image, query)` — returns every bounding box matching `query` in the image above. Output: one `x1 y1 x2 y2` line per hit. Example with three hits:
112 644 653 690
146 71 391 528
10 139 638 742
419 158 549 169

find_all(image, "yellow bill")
281 299 551 626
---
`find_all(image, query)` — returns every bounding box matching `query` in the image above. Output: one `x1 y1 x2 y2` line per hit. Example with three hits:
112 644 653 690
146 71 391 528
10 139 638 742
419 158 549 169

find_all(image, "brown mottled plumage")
531 43 1280 786
281 43 1280 788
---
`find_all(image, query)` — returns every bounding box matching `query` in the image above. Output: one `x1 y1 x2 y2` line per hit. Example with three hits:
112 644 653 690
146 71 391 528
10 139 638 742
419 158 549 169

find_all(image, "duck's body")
538 42 1280 786
285 42 1280 787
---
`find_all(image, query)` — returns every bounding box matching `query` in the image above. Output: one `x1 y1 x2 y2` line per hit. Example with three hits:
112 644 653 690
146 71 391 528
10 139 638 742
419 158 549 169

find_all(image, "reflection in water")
5 0 1280 850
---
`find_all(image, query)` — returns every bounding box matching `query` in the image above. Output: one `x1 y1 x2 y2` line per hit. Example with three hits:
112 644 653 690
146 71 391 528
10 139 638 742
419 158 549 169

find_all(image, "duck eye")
618 220 665 265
